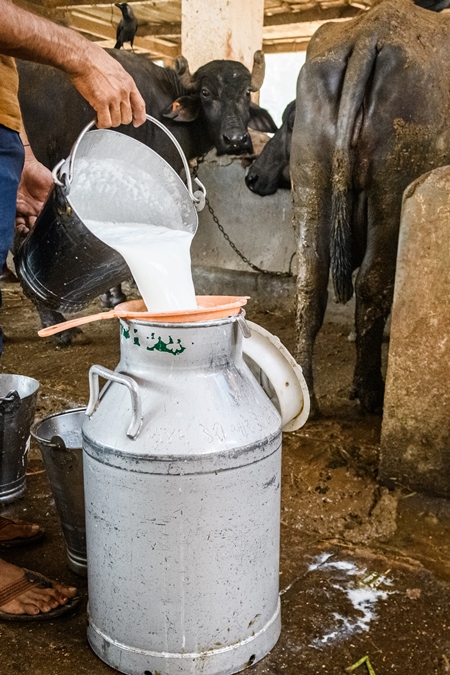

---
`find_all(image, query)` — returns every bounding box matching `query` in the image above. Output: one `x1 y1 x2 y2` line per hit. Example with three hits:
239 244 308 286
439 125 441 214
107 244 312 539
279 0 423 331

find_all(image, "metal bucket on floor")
0 374 40 503
31 408 87 576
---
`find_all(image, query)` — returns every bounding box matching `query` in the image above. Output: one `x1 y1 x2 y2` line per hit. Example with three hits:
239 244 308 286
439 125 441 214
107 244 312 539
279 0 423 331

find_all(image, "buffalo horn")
250 50 265 91
175 55 196 90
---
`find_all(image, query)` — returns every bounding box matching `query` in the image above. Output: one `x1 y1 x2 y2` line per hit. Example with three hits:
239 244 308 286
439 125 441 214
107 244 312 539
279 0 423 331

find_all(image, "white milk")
83 220 197 313
72 156 198 313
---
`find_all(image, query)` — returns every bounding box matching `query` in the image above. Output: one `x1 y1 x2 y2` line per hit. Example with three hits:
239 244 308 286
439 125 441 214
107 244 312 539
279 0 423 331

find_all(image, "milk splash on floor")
72 156 198 313
305 552 394 648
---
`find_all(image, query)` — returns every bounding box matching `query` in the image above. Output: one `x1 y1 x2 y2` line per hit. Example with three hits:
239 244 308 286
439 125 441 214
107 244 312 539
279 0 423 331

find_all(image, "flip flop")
0 516 45 549
0 569 81 621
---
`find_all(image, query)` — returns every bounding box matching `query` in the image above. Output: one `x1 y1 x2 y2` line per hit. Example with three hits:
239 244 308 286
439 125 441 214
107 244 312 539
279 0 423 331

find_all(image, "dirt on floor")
0 275 449 675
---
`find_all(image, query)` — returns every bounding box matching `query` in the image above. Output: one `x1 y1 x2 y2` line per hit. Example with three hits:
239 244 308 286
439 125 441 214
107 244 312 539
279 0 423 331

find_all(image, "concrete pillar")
181 0 264 71
380 166 450 497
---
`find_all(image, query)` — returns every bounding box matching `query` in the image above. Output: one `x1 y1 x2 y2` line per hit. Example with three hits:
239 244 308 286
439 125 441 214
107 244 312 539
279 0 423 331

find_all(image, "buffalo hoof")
100 286 127 309
355 387 384 415
53 326 85 348
306 393 322 421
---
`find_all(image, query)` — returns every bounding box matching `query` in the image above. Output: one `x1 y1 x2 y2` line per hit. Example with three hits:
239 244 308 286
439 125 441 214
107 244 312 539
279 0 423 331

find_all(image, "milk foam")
84 221 197 313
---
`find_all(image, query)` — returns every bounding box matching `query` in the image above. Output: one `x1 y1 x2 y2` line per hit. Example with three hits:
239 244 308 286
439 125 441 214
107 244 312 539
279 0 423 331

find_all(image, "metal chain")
192 156 294 278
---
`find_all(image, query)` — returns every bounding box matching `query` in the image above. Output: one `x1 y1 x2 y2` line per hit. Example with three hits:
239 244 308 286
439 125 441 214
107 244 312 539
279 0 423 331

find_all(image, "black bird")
114 3 138 50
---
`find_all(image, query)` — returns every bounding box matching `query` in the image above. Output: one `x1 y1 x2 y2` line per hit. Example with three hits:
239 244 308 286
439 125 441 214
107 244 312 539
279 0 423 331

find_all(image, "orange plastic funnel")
38 296 249 338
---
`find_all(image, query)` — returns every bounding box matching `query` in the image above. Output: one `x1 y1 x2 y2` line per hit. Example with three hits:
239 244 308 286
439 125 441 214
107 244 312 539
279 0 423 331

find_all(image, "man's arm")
0 0 146 128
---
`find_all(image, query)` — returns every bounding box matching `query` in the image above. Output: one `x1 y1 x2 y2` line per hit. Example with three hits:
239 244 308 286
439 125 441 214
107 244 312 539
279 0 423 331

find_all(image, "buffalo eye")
246 88 251 97
201 88 211 98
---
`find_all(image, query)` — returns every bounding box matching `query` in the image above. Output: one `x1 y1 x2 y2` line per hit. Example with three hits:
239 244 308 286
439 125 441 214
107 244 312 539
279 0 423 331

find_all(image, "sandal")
0 568 81 621
0 516 45 548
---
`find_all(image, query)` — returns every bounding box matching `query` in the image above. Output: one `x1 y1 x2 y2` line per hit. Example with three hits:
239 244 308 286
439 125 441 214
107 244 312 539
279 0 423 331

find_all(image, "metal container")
0 374 39 503
31 408 87 576
16 115 205 312
82 312 307 675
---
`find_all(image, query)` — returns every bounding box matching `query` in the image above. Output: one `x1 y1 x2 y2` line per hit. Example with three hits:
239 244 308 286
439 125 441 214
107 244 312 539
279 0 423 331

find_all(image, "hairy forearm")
1 0 147 128
0 0 99 75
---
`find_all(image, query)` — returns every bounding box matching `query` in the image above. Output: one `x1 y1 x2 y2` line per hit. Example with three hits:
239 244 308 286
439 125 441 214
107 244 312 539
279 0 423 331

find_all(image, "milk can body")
82 315 282 675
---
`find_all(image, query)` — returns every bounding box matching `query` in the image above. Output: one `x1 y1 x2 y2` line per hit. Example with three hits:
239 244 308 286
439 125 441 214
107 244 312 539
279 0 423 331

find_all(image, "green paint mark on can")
146 336 186 356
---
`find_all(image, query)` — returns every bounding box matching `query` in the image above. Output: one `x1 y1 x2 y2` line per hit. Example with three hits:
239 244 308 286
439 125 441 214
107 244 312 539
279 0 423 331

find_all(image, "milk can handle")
241 321 310 432
86 365 143 440
52 115 206 210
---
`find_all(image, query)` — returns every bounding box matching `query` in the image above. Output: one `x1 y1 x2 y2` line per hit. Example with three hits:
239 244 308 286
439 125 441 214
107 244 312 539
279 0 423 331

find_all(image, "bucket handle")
52 114 207 211
86 365 143 440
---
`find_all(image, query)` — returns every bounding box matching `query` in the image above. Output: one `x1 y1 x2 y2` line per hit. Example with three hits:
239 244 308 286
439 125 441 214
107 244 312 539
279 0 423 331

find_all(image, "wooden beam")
68 11 179 58
264 5 361 25
262 39 309 53
13 0 69 21
136 21 180 36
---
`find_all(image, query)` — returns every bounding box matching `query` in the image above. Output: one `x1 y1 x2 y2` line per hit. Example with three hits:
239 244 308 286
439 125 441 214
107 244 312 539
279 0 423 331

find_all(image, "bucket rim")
64 126 199 235
31 407 86 446
0 374 40 399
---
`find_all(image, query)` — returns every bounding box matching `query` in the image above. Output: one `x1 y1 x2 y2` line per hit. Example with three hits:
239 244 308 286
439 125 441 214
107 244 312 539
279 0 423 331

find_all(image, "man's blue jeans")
0 125 24 356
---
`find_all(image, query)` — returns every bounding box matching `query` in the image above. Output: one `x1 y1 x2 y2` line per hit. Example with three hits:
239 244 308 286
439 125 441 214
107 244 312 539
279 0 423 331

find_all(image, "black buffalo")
18 50 276 171
291 0 450 416
16 50 277 342
245 100 295 196
246 0 450 199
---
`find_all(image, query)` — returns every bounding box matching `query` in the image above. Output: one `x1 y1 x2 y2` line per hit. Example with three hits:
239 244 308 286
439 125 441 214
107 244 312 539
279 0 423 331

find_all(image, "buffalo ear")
162 96 201 122
248 103 278 133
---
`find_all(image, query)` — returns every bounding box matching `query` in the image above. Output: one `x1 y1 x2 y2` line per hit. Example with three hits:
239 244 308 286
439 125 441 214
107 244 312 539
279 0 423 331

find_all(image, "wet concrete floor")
0 282 449 674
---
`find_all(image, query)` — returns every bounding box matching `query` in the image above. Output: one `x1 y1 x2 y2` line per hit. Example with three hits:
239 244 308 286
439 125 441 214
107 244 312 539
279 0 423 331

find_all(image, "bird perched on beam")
114 3 138 50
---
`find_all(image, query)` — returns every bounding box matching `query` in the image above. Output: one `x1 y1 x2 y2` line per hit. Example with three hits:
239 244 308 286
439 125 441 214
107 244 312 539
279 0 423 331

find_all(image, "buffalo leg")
295 261 329 417
100 284 127 309
291 58 344 417
293 183 331 417
352 203 397 413
35 302 82 347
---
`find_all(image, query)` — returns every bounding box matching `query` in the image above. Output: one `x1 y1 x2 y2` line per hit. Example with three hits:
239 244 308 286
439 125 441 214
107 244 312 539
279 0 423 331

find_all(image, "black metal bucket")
16 116 205 313
0 374 40 503
16 184 129 312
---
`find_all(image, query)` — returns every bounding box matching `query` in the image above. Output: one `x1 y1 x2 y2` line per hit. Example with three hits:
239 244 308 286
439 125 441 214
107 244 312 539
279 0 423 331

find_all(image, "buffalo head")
163 51 277 155
245 100 295 196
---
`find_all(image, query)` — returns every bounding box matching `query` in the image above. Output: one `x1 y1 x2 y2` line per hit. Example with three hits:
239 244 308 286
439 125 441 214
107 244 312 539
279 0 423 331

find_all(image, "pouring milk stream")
76 156 197 312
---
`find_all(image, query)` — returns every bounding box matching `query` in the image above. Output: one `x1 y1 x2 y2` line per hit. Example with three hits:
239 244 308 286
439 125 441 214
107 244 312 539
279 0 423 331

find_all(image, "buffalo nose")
223 132 249 149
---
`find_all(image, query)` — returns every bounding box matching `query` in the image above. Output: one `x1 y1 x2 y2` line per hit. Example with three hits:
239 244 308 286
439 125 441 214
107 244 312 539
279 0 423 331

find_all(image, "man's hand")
70 46 146 129
0 0 147 129
15 156 53 236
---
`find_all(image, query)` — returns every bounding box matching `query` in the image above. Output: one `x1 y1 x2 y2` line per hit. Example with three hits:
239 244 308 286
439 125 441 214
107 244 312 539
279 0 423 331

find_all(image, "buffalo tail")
330 36 378 304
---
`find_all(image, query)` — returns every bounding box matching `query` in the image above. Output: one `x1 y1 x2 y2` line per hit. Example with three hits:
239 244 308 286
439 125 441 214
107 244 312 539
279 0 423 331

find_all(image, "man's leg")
0 125 24 356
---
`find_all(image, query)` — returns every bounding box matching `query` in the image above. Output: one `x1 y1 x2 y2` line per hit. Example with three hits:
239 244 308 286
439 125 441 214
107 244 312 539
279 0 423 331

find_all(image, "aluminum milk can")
82 312 308 675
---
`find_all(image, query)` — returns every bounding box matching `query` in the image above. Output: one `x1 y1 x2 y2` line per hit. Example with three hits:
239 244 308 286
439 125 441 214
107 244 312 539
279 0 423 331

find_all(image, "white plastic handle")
242 321 310 431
